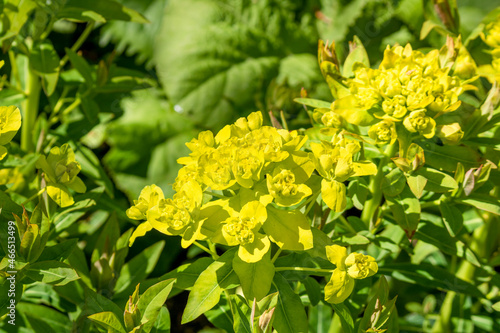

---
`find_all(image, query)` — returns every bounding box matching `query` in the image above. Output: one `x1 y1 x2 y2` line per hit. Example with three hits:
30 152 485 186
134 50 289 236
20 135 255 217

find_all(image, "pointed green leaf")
406 173 427 198
271 273 308 333
381 168 406 197
439 201 463 237
385 186 420 237
88 312 127 333
58 0 149 23
233 250 275 302
264 206 313 251
414 167 458 193
30 41 60 74
293 98 332 109
137 279 175 333
24 261 79 286
458 194 500 215
114 241 165 299
331 303 354 333
182 249 239 324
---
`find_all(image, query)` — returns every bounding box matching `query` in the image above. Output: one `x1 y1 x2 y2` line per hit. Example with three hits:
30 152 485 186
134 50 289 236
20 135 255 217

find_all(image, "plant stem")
21 187 47 206
271 248 282 263
360 143 398 227
21 66 41 152
275 267 334 274
59 22 95 67
193 241 219 259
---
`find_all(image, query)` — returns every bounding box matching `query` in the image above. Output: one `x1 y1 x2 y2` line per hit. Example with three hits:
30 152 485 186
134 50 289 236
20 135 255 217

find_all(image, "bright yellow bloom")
324 245 378 304
0 106 22 160
36 144 86 207
368 120 397 145
436 122 464 145
126 185 164 220
266 168 312 207
403 110 436 139
213 201 269 263
311 134 376 211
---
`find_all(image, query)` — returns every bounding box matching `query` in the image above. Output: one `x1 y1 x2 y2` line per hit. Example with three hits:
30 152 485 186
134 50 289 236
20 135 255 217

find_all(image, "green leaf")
342 36 369 78
493 301 500 312
321 179 347 212
17 302 72 333
136 279 175 333
271 273 309 333
385 186 421 237
264 206 314 251
233 295 252 333
24 261 79 286
37 238 78 262
293 98 332 109
82 285 125 323
416 215 480 267
182 248 239 324
303 277 322 307
114 241 165 299
414 167 458 193
151 306 171 333
331 303 354 333
458 194 500 215
233 250 275 302
382 168 406 197
418 142 480 172
439 201 463 237
30 41 59 74
347 178 368 209
406 173 427 198
88 312 127 333
155 0 320 128
58 0 149 23
379 263 483 297
65 48 94 85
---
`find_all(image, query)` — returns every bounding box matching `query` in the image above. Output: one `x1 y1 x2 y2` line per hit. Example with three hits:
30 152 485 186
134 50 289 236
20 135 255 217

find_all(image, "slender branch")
275 266 334 274
60 22 95 67
21 187 47 206
193 241 219 259
360 143 398 227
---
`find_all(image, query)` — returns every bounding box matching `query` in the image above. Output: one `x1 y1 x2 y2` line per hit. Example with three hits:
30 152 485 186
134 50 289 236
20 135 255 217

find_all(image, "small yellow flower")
213 201 269 263
403 110 436 138
35 144 86 207
324 245 378 304
126 185 164 220
266 168 312 207
436 122 464 145
368 120 397 145
0 106 22 160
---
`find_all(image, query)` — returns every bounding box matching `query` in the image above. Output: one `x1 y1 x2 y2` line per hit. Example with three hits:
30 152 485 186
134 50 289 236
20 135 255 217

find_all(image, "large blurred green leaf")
155 0 321 129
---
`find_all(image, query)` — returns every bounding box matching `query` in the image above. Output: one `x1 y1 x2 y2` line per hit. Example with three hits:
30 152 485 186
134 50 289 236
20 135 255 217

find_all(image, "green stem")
275 267 334 274
193 241 219 259
360 143 398 227
21 187 47 206
21 66 41 152
59 22 95 67
271 248 283 264
337 215 357 234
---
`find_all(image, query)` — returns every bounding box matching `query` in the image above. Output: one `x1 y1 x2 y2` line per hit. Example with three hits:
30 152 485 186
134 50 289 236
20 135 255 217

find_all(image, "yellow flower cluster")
327 43 472 144
481 16 500 83
324 245 378 304
127 111 378 267
127 111 320 262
